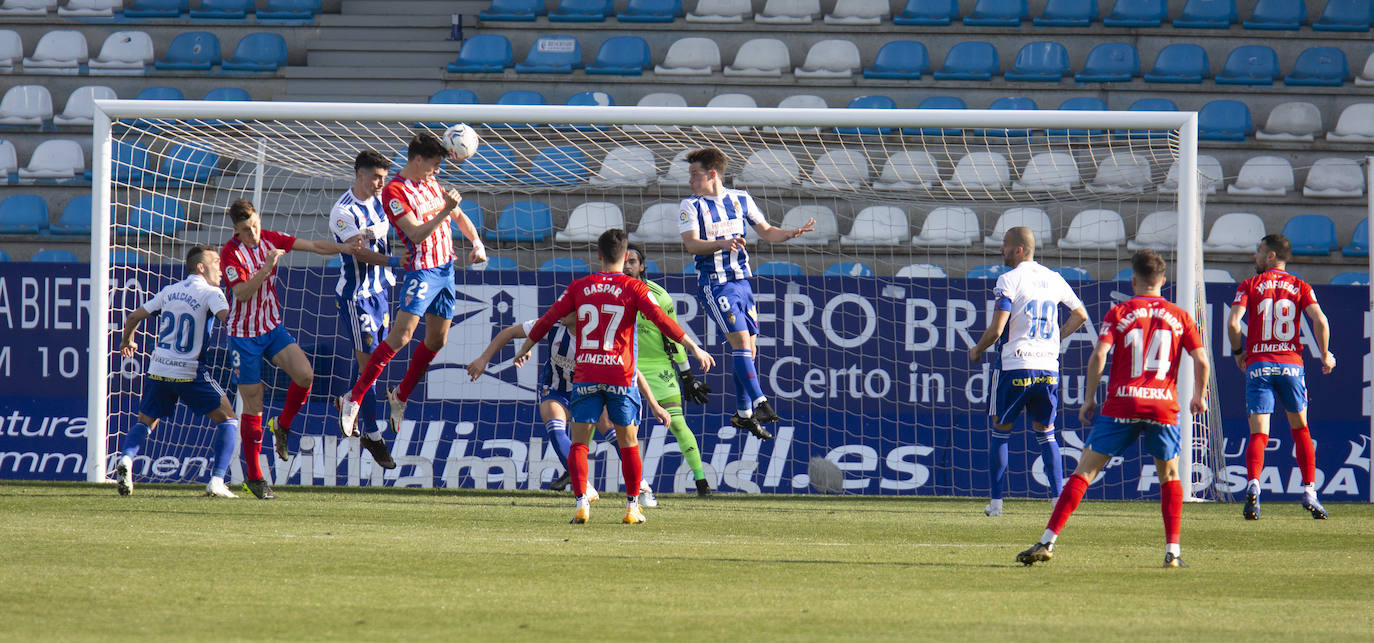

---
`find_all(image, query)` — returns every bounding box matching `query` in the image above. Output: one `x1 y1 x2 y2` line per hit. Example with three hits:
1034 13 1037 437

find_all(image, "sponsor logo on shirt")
225 266 238 281
388 198 404 216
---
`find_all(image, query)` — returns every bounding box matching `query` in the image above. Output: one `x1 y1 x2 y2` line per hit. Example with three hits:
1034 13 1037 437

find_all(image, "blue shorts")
399 264 455 319
338 292 390 354
570 382 641 426
991 368 1059 427
698 279 758 338
539 385 572 411
139 373 227 419
1084 416 1182 461
229 325 296 386
1246 362 1308 415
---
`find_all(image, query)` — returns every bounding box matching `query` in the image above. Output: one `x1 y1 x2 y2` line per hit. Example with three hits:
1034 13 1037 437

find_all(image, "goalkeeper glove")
676 365 711 405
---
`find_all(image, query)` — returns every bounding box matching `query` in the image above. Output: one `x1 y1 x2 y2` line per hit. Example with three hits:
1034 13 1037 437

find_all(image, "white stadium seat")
590 146 656 187
723 38 790 77
0 84 53 126
1161 155 1223 195
1228 155 1293 196
1127 210 1178 250
1088 152 1151 192
841 205 908 244
634 203 683 242
735 147 801 187
755 0 819 23
1355 52 1374 86
54 85 115 127
0 0 49 16
1204 268 1236 283
766 94 827 134
779 205 837 245
58 0 123 17
88 31 154 75
0 30 21 72
1255 102 1322 142
873 151 939 190
22 30 87 75
1203 212 1265 253
942 152 1009 193
0 139 17 183
913 206 979 247
657 148 691 185
1013 152 1079 191
18 138 84 182
824 0 889 24
1303 157 1364 198
557 202 624 242
695 93 757 134
984 207 1052 247
794 39 861 78
1058 209 1125 249
896 263 948 278
632 93 687 133
804 149 869 189
686 0 750 22
1326 103 1374 142
654 37 721 75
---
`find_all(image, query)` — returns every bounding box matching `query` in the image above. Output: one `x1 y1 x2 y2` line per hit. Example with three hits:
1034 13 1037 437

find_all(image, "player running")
514 229 714 524
222 199 357 500
1017 250 1209 569
1226 233 1335 520
338 133 485 436
114 245 240 498
968 227 1089 516
679 147 813 440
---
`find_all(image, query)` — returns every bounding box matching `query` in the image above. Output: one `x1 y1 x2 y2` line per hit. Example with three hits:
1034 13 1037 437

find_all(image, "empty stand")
1144 43 1209 83
841 205 908 244
934 41 999 80
697 93 757 133
735 147 801 187
1344 219 1369 256
447 34 513 73
657 147 691 180
895 263 948 278
1203 212 1265 252
756 0 818 23
0 139 16 182
967 264 1008 279
0 85 53 127
824 0 888 24
1255 101 1322 141
190 0 254 19
1314 0 1372 31
50 195 92 236
1004 41 1069 82
539 257 590 272
805 150 869 189
527 145 588 185
1057 209 1124 249
825 262 875 277
0 0 49 16
32 250 79 263
156 32 221 71
153 142 221 186
1303 157 1364 197
1357 52 1374 85
1088 152 1150 192
1034 0 1096 26
491 201 553 241
222 33 288 72
1228 155 1293 196
515 35 582 74
18 139 84 183
634 203 682 241
963 0 1027 26
1283 214 1338 256
1285 47 1349 86
89 31 153 75
779 205 837 245
1243 0 1306 29
655 37 720 75
1215 45 1280 85
1103 0 1165 26
794 39 861 78
872 151 939 190
1075 43 1138 83
256 0 320 22
985 207 1051 246
1127 210 1178 250
1174 0 1236 28
557 202 623 241
895 0 958 25
125 195 187 236
1052 266 1090 281
481 0 544 21
942 152 1009 193
686 0 750 22
723 38 790 77
1198 99 1252 141
590 146 655 187
836 95 895 135
124 0 186 19
0 194 48 234
549 0 613 22
1161 155 1223 195
755 261 805 276
1013 152 1078 191
0 30 20 72
22 30 87 74
913 206 979 246
1329 272 1369 286
863 41 931 79
1327 103 1374 141
54 85 115 127
586 36 651 75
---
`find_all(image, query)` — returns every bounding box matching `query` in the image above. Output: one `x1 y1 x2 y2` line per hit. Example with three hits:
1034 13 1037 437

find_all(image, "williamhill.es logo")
424 285 539 401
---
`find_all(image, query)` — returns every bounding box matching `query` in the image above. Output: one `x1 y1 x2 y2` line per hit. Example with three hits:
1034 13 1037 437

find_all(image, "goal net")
87 100 1227 501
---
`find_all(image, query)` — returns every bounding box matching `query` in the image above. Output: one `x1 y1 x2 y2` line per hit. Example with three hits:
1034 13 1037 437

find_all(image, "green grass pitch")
4 482 1372 641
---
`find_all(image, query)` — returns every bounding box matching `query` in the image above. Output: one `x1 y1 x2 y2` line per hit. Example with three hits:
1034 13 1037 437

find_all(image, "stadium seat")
516 35 582 74
1356 53 1374 85
53 85 115 127
0 194 48 233
203 87 250 102
1283 214 1338 256
1314 0 1372 31
779 205 837 245
1052 266 1091 281
1034 0 1096 26
136 86 184 101
557 202 624 241
863 41 930 80
1327 103 1374 142
1198 100 1252 141
557 90 614 131
634 203 681 241
492 89 545 128
825 262 875 277
723 38 790 77
686 0 749 22
153 142 221 186
454 144 518 183
446 34 513 73
539 257 590 273
1304 157 1364 198
1127 210 1178 250
0 0 47 16
873 151 939 190
1110 268 1132 281
1329 272 1369 285
32 249 78 262
1161 155 1223 195
695 93 757 134
767 94 827 134
22 30 86 74
18 139 83 183
0 139 16 182
155 32 221 71
1088 152 1150 192
1046 96 1107 137
985 207 1051 246
655 37 720 75
1057 209 1124 249
1075 43 1138 83
656 146 691 180
527 146 587 185
1144 44 1209 83
88 31 153 75
1173 0 1236 28
735 147 801 187
1285 47 1349 86
894 0 956 24
963 0 1026 25
256 0 319 21
841 205 908 244
0 249 7 261
491 201 552 241
585 36 650 75
480 0 544 21
1013 152 1078 191
1203 212 1265 253
755 261 805 276
824 0 888 24
0 30 20 72
1215 45 1279 85
805 150 869 190
222 33 288 72
619 0 681 22
1004 41 1069 82
836 95 896 135
590 146 655 187
452 201 484 238
913 206 979 246
909 96 967 133
1103 0 1165 26
754 0 817 22
1344 219 1369 256
933 41 999 81
1243 0 1305 29
0 85 53 127
1255 102 1321 141
1228 156 1293 196
123 0 184 18
1124 98 1177 139
967 264 1008 279
896 263 948 278
794 39 861 78
190 0 254 19
125 195 186 236
473 255 519 271
49 195 92 236
113 250 149 265
549 0 612 21
942 152 1009 193
978 97 1036 134
112 140 150 185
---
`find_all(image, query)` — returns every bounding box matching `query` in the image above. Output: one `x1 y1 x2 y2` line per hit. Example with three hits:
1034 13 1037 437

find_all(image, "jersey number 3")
578 303 626 352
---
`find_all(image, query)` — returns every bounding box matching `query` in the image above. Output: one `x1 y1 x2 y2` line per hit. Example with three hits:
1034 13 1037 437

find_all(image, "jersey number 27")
578 303 626 351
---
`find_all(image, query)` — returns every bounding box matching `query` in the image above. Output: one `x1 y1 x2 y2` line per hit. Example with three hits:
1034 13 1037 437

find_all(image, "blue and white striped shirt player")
523 319 576 393
329 189 396 299
677 189 766 285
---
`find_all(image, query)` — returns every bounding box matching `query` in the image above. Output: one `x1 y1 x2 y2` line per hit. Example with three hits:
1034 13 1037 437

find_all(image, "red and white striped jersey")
1098 296 1204 426
382 176 453 270
1232 269 1317 367
221 229 297 338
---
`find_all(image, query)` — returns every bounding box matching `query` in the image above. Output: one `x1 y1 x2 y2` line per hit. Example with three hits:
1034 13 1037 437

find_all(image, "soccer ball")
441 123 480 160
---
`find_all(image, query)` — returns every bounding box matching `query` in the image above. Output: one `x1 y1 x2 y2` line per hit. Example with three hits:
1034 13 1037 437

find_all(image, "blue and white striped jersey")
330 189 396 299
677 189 766 285
523 318 576 393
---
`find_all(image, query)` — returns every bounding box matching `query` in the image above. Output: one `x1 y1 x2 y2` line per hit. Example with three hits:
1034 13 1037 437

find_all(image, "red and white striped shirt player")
222 228 295 338
383 176 454 270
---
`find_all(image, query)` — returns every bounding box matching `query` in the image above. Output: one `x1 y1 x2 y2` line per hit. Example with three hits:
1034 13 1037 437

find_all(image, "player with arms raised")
1018 250 1210 569
1226 233 1335 520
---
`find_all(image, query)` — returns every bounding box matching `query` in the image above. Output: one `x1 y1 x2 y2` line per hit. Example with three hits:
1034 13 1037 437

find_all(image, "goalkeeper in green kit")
625 243 713 496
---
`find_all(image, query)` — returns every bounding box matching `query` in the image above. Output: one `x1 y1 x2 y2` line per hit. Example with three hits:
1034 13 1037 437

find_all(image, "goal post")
86 99 1215 501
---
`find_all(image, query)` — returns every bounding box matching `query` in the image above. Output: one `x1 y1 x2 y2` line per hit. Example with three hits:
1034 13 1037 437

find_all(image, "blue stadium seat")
539 257 590 272
836 95 896 135
49 195 92 236
190 0 253 19
1124 98 1177 138
0 194 49 234
1103 0 1165 26
112 249 146 265
1047 96 1108 137
124 0 185 18
904 95 966 136
1003 41 1069 82
0 249 8 261
1075 42 1138 83
136 86 185 100
566 90 614 107
325 256 342 269
153 143 220 186
977 96 1036 136
585 36 651 76
476 256 519 271
1283 214 1338 256
446 34 513 73
256 0 319 21
1173 0 1236 28
1329 272 1369 285
1144 44 1209 83
451 200 484 239
454 144 518 183
203 87 251 101
963 0 1027 26
1243 0 1306 29
125 195 186 236
154 32 221 71
1215 45 1279 86
824 262 874 277
966 264 1008 279
494 90 545 128
515 35 582 74
1111 267 1133 281
933 41 999 80
480 0 545 21
491 201 553 241
417 89 478 128
32 249 79 263
549 0 612 21
617 0 681 22
1313 0 1372 31
222 33 288 72
1198 99 1252 141
1052 266 1091 281
894 0 958 25
755 261 804 276
1034 0 1096 26
1285 47 1349 86
1344 219 1369 257
527 145 588 185
863 41 931 79
113 140 150 185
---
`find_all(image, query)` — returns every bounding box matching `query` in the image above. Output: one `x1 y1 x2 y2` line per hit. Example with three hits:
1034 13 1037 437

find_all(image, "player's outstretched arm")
1225 303 1247 370
1189 346 1211 415
118 307 153 357
294 237 359 256
467 323 527 381
968 309 1011 362
754 217 815 243
1078 338 1112 426
1304 303 1336 374
636 370 671 425
511 338 537 368
338 233 396 268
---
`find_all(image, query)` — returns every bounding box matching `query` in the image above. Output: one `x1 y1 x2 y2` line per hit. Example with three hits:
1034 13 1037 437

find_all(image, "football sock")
1247 478 1261 496
1245 432 1269 483
568 442 589 501
211 418 239 479
603 427 618 445
1290 425 1316 485
733 374 751 416
365 429 384 440
1046 473 1090 536
988 429 1011 500
241 414 264 480
545 418 571 466
620 445 642 498
666 405 705 480
359 378 379 425
351 342 396 404
397 343 438 402
1167 543 1181 557
123 421 150 458
731 350 766 412
280 382 310 430
1162 479 1182 548
1036 429 1064 497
